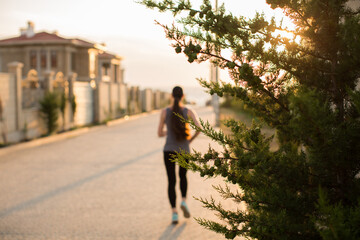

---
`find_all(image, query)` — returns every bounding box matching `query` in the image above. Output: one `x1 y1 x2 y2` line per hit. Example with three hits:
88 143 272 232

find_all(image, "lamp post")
211 0 220 127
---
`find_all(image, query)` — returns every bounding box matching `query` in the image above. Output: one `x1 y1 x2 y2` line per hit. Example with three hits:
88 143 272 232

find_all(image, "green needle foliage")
141 0 360 239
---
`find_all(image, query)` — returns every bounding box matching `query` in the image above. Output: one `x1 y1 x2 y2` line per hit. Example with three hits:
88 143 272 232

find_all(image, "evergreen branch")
194 217 234 236
194 196 304 238
213 184 243 203
350 9 360 15
182 114 255 152
199 79 289 128
293 9 313 28
195 196 248 225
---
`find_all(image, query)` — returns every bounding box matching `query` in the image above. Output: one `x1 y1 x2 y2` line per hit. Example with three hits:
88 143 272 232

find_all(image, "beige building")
0 22 170 144
0 21 123 84
0 22 129 143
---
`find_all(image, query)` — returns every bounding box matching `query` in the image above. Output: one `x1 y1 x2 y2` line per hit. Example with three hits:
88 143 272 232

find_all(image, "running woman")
157 86 201 224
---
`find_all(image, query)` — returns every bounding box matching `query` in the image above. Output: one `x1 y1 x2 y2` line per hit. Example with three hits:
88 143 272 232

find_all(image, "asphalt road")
0 106 242 240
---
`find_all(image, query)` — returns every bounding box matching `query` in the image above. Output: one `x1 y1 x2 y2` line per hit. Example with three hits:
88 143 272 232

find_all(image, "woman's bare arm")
188 109 201 143
158 109 167 137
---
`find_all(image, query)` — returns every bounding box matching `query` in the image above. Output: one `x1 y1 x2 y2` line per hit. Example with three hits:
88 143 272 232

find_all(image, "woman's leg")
164 151 177 209
179 160 191 218
179 160 188 199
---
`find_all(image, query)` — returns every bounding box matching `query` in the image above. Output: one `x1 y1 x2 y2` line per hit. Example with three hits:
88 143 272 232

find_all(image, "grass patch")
0 143 10 148
220 107 278 151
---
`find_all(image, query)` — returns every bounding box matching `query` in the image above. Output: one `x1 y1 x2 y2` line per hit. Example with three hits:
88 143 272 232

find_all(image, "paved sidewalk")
0 106 242 240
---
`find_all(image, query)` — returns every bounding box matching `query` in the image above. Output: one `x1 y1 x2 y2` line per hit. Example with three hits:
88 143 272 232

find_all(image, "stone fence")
0 62 171 144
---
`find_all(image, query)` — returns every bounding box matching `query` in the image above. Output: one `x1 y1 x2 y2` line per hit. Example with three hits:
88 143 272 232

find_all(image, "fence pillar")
44 71 54 92
7 62 23 131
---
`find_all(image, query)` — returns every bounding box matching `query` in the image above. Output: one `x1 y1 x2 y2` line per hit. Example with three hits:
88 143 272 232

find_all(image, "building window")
71 52 76 71
40 50 46 68
30 50 37 69
102 63 110 76
51 50 57 68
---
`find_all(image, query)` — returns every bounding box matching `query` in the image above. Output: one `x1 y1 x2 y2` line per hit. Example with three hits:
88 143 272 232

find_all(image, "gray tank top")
163 107 190 153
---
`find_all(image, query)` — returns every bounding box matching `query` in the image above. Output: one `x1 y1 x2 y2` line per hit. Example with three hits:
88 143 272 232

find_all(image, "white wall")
73 81 94 126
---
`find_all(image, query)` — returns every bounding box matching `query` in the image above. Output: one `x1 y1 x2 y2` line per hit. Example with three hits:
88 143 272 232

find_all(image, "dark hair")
171 86 188 141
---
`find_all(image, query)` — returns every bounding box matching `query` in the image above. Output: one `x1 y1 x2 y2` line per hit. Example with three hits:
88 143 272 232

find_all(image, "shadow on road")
158 222 187 240
0 148 162 218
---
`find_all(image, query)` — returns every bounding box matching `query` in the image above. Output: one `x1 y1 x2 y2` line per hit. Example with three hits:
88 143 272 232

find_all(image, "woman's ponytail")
171 86 189 141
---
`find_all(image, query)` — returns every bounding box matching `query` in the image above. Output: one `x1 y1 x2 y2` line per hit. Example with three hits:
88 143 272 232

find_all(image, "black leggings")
163 151 188 208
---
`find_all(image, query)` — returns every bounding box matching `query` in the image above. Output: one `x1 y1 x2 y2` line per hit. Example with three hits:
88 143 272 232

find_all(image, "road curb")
0 127 91 157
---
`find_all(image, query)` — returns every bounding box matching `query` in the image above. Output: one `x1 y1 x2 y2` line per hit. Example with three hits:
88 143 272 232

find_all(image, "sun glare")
272 7 296 29
218 1 301 84
273 29 301 44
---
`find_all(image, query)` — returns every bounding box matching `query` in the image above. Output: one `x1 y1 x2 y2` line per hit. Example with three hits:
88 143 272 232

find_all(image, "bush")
59 92 67 131
39 91 59 135
70 95 76 120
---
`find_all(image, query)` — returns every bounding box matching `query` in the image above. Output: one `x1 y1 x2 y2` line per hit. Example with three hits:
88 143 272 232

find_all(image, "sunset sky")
0 0 282 92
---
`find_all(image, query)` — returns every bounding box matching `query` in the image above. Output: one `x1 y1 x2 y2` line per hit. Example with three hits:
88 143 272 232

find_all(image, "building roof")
99 52 116 58
0 31 96 48
0 22 123 60
99 51 122 60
